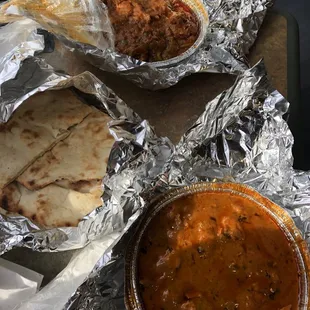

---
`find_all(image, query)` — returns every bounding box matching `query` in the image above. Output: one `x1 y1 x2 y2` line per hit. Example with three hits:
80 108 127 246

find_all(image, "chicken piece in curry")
138 192 300 310
102 0 199 62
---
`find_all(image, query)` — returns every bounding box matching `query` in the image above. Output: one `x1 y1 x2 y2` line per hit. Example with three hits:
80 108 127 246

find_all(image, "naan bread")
0 89 92 189
18 110 114 190
0 182 102 228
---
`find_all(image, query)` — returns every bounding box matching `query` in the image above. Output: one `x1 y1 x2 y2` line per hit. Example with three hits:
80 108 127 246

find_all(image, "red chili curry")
102 0 199 62
138 192 299 310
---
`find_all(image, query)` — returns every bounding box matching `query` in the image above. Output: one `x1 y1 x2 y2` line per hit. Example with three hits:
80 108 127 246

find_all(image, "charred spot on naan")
29 166 41 174
85 120 101 131
20 128 40 140
33 199 51 227
17 208 24 215
1 195 8 210
22 109 35 121
55 179 102 193
86 163 97 171
93 149 100 159
0 120 19 133
0 182 21 213
28 180 36 187
71 180 98 192
45 151 60 164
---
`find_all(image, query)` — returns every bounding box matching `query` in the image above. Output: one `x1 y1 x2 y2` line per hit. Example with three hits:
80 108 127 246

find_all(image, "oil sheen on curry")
102 0 199 62
138 192 300 310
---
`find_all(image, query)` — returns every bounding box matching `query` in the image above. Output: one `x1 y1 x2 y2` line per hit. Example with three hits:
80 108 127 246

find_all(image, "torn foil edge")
63 60 310 309
0 56 174 254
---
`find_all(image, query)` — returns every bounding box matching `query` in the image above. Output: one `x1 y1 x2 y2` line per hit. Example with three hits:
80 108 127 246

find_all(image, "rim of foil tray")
125 182 310 310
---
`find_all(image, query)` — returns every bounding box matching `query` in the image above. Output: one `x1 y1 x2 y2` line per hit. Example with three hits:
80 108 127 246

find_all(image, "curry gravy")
138 192 299 310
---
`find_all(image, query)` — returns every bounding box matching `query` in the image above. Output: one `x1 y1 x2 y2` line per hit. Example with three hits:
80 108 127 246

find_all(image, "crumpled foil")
0 19 44 99
2 0 274 89
0 54 174 254
62 60 310 309
63 0 274 89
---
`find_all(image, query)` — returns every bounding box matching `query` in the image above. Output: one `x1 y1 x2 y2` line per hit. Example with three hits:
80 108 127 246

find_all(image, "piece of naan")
17 110 114 190
0 182 102 228
0 89 92 189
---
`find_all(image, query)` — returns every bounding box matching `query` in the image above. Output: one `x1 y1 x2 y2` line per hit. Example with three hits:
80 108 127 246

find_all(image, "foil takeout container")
150 0 209 68
125 182 310 310
0 0 273 89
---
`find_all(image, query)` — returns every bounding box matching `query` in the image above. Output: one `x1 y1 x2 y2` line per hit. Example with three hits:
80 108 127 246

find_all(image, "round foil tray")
125 182 310 310
147 0 209 68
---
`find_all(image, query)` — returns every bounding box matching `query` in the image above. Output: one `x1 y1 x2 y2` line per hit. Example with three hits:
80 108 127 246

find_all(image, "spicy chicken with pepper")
138 192 300 310
102 0 200 62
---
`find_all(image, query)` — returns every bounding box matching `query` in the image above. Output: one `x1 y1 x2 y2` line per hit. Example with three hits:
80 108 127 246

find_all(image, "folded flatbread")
17 110 115 190
1 90 115 228
0 182 101 227
0 89 92 189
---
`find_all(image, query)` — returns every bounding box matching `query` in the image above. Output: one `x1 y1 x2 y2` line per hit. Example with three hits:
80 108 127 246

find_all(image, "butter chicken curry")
138 192 300 310
102 0 199 62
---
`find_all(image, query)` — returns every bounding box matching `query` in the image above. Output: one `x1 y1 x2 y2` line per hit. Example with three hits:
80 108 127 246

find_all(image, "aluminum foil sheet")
62 60 310 309
0 54 174 254
2 0 274 89
60 0 274 89
0 19 44 99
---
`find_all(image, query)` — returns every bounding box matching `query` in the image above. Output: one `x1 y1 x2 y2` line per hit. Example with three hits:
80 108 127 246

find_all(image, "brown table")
3 10 292 287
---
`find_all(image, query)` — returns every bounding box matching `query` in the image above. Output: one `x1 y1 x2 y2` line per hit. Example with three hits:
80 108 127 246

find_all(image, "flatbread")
17 110 115 190
0 182 102 228
0 89 92 189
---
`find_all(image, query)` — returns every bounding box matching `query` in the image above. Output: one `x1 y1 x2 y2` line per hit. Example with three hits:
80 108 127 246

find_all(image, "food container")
149 0 209 68
125 182 310 309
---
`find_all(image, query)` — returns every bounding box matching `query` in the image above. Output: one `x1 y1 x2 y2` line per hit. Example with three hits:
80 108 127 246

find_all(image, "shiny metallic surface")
63 61 310 310
1 0 273 89
0 20 45 121
0 55 174 254
71 0 274 89
125 183 310 310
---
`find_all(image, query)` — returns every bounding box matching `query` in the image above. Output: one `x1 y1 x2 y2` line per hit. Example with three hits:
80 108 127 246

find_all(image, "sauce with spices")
138 192 299 310
102 0 199 62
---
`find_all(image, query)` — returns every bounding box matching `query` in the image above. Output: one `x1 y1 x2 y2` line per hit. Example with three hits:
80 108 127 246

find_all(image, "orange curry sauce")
138 192 299 310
